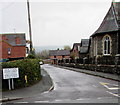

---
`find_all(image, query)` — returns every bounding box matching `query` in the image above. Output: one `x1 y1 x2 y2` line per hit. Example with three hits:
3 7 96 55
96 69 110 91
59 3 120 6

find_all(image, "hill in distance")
34 46 64 53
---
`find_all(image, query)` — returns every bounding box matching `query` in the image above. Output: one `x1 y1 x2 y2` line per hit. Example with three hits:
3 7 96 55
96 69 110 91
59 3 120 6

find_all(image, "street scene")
2 64 120 103
0 0 120 104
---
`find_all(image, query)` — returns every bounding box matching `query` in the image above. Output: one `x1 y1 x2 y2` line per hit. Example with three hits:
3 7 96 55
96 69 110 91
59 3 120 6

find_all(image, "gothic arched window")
103 35 111 55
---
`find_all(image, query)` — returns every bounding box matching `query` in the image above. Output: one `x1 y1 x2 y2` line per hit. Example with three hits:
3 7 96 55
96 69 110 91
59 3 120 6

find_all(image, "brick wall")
1 41 26 59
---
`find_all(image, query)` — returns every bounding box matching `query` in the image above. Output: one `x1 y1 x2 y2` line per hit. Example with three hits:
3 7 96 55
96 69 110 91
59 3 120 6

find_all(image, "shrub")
27 54 36 59
2 59 41 90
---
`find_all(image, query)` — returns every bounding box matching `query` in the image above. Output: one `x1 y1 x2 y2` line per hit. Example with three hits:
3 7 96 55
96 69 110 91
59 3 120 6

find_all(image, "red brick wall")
12 46 26 58
64 56 70 59
50 56 55 59
50 55 70 60
1 41 12 59
56 56 63 60
1 41 26 59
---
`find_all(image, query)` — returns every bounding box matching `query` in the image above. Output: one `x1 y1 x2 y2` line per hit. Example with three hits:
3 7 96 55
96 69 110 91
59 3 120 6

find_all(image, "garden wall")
59 63 120 74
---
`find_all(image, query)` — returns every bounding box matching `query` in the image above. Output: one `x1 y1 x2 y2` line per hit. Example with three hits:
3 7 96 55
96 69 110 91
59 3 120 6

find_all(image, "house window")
8 48 11 55
103 35 111 55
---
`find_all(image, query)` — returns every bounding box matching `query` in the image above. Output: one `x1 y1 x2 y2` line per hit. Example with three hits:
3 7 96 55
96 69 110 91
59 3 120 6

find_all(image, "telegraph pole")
27 0 33 54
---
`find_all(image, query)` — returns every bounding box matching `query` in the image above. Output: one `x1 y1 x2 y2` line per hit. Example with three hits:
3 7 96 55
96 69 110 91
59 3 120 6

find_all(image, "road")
4 64 120 103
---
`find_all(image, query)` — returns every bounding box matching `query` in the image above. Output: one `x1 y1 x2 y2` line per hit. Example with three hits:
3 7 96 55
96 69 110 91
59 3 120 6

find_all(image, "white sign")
3 68 19 79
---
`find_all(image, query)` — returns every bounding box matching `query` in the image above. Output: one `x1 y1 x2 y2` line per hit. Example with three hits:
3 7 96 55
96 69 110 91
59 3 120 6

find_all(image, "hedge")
2 59 42 90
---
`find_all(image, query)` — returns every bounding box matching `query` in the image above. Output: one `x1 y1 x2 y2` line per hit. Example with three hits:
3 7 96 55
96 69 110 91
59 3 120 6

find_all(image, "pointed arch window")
103 36 111 55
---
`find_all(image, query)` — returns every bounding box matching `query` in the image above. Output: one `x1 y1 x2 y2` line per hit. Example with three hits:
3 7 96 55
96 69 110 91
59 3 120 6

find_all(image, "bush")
27 54 36 59
2 59 41 90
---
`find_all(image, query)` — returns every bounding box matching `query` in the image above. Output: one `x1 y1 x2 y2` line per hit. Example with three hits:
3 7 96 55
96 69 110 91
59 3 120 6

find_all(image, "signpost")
3 68 19 90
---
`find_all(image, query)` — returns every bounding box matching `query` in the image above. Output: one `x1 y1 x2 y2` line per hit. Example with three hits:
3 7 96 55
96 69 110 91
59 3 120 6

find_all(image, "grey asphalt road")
4 64 120 103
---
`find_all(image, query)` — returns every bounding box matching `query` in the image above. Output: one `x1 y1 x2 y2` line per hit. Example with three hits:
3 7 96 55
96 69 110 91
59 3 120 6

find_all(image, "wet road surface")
4 64 120 103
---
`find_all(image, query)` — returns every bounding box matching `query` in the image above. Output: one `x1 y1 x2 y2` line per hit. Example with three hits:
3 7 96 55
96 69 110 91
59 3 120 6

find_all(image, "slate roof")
49 50 70 56
80 39 90 54
92 2 120 36
0 33 26 46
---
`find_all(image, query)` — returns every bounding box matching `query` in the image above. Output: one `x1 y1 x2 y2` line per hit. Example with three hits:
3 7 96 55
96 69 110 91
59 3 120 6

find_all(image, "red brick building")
0 33 26 61
49 50 70 64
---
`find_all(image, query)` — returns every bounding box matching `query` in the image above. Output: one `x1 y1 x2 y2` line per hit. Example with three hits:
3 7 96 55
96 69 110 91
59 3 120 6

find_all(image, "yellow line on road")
99 82 120 90
99 82 109 85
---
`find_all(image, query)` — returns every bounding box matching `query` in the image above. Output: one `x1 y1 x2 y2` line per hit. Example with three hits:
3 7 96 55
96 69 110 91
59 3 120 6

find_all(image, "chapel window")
103 35 111 55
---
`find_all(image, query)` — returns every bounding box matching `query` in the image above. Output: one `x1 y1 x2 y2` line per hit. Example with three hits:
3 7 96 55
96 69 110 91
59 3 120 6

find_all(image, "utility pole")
27 0 33 54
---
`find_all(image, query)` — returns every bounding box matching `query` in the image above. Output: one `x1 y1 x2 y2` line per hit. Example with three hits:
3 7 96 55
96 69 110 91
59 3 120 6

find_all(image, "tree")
35 50 49 59
64 45 71 50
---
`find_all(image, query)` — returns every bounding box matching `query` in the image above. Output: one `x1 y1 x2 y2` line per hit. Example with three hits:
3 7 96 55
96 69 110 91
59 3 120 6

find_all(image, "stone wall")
59 63 120 75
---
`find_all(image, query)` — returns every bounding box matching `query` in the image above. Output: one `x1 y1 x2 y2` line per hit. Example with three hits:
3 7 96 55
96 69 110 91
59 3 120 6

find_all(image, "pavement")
54 65 120 82
0 68 53 103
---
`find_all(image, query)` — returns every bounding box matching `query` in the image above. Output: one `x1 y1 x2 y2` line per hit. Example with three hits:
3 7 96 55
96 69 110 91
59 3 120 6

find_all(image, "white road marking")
55 99 62 102
92 85 98 88
41 91 49 94
99 82 120 90
112 84 119 86
106 91 120 98
15 102 28 103
108 87 120 90
35 100 49 103
76 99 85 101
62 99 71 101
97 97 102 99
76 98 90 101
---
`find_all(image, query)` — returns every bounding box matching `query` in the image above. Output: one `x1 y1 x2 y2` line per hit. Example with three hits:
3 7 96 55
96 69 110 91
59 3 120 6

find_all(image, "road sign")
3 68 19 90
3 68 19 79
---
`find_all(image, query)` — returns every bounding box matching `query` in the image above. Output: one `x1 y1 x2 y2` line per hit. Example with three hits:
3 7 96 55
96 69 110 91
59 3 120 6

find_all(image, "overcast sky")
0 0 119 47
